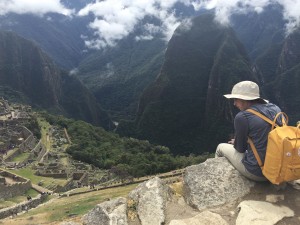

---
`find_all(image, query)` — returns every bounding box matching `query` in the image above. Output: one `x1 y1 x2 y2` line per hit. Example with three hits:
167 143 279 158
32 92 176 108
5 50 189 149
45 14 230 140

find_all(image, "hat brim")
223 94 268 103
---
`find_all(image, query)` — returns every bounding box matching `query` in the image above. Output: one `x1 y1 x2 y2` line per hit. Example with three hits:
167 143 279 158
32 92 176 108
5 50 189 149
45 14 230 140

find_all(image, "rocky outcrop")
183 157 254 210
80 157 298 225
127 177 172 225
82 197 127 225
169 211 228 225
236 200 294 225
60 222 81 225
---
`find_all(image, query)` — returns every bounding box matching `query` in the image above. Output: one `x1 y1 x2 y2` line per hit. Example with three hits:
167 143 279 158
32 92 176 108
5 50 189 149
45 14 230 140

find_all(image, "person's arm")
233 112 249 153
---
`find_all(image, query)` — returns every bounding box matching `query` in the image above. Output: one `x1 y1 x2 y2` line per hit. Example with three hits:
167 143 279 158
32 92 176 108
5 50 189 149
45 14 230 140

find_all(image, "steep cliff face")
253 28 300 123
127 14 257 154
0 31 113 129
0 13 89 69
231 5 285 61
77 36 166 120
0 31 62 107
269 29 300 123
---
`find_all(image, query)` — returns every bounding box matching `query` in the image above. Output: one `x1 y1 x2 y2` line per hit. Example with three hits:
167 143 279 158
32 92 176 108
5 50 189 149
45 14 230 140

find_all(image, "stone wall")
0 170 27 182
4 149 21 162
33 140 46 162
78 173 89 186
4 127 36 162
0 170 31 200
0 176 5 184
73 172 85 180
0 194 47 219
55 178 74 193
19 127 35 152
37 173 68 179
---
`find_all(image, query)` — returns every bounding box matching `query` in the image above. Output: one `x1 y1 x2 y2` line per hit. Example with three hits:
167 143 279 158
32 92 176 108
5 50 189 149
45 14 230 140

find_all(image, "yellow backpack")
247 109 300 185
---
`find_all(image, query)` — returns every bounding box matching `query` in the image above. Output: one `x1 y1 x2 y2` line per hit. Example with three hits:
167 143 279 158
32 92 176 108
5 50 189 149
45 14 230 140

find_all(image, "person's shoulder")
235 111 249 121
264 103 281 112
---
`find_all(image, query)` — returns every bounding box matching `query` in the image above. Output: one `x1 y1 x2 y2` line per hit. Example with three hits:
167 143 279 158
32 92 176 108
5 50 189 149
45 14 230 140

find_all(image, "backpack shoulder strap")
246 108 270 168
247 137 263 168
246 109 277 126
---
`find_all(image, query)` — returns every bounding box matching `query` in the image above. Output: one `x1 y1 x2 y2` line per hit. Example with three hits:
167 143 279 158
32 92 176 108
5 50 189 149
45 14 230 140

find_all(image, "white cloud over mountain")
77 0 183 49
0 0 73 16
0 0 299 49
198 0 300 34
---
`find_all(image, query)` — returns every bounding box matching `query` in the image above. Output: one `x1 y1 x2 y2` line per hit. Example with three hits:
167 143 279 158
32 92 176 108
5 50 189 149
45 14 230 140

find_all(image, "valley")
0 1 300 224
0 98 191 223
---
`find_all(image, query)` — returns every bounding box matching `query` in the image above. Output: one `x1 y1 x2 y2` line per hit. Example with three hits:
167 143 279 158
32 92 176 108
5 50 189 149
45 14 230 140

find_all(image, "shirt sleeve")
234 112 249 153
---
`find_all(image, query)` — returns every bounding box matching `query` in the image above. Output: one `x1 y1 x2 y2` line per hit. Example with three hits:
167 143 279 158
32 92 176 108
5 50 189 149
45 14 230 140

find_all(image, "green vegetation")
11 152 30 162
40 112 209 178
24 114 42 140
37 115 52 149
0 86 30 104
13 184 138 224
77 37 165 120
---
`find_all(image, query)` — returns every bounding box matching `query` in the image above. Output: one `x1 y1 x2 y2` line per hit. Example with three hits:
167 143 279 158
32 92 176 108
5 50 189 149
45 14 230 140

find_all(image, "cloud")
69 68 79 75
280 0 300 34
1 0 299 49
0 0 73 16
197 0 300 34
196 0 272 25
78 0 300 49
78 0 187 49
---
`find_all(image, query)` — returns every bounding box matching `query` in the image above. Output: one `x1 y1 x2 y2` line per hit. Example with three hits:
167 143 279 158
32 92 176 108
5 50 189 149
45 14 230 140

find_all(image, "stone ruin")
0 169 31 201
35 162 68 179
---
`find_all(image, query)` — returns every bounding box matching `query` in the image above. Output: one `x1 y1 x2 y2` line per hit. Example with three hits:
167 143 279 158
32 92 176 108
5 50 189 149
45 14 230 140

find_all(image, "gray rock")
236 200 294 225
169 211 228 225
59 222 81 225
265 194 284 203
128 177 171 225
82 197 127 225
288 179 300 190
183 157 254 210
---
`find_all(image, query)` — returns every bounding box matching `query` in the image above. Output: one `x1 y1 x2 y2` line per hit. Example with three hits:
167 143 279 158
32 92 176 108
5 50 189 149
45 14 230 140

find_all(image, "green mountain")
0 13 90 69
77 35 166 120
0 31 113 129
0 3 202 121
231 5 285 60
117 14 258 154
257 28 300 123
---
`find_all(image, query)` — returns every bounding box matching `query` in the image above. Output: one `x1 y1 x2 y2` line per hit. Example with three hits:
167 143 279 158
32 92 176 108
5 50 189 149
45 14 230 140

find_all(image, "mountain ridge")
0 31 113 130
117 14 257 154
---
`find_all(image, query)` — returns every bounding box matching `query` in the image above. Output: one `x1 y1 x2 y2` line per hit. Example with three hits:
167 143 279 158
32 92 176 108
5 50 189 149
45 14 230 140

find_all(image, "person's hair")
248 98 266 104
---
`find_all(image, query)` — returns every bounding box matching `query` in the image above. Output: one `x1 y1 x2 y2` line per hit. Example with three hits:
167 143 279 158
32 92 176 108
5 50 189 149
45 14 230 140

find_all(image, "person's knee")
215 143 228 157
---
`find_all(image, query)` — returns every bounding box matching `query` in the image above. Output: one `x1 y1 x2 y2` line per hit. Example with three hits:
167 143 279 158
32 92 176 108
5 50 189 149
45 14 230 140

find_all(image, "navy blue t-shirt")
234 103 282 177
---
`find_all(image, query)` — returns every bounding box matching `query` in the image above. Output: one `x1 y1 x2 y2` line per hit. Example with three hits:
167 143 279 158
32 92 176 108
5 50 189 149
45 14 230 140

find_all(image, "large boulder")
59 222 81 225
183 157 255 210
127 177 171 225
82 197 127 225
236 200 294 225
169 211 228 225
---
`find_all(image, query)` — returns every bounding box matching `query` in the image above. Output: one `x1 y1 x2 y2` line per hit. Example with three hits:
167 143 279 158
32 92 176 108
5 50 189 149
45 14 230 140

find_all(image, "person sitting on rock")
215 81 282 182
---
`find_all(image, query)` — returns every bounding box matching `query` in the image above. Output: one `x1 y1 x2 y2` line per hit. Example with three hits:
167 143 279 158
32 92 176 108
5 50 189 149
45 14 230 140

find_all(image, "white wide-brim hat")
224 81 268 102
